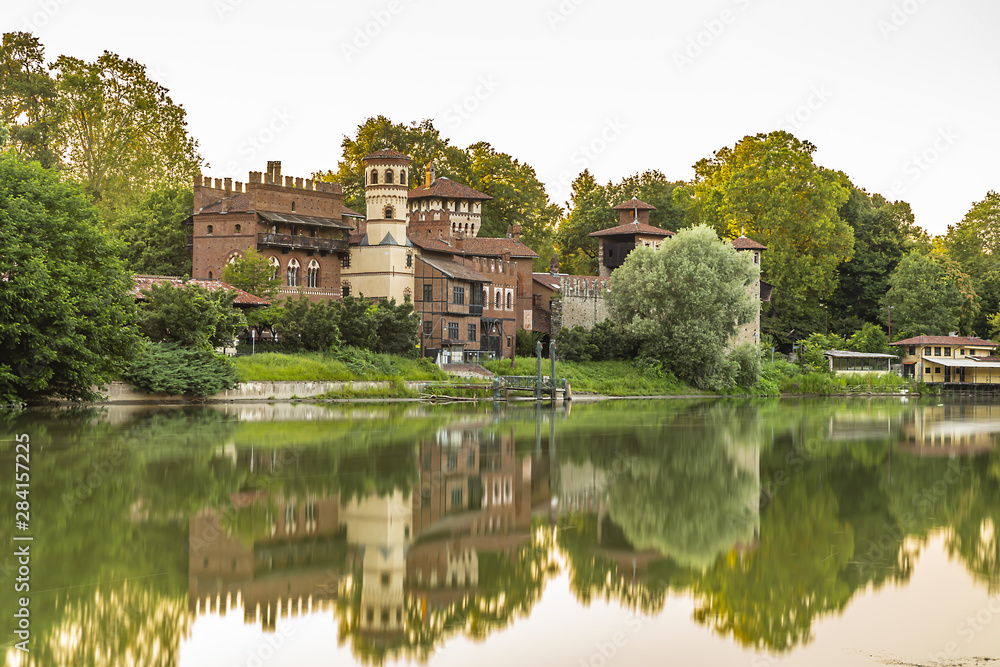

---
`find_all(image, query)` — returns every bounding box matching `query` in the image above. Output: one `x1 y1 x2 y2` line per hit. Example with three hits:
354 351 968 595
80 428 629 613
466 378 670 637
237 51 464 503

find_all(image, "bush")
556 326 599 361
331 346 397 377
274 294 340 353
124 342 239 396
729 342 762 389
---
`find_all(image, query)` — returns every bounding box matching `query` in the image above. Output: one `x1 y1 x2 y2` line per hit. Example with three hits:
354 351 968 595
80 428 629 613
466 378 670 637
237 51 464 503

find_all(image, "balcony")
469 305 484 316
257 232 347 254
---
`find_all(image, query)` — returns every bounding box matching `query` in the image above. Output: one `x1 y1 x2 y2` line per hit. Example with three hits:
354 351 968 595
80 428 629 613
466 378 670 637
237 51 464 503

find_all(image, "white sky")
6 0 998 236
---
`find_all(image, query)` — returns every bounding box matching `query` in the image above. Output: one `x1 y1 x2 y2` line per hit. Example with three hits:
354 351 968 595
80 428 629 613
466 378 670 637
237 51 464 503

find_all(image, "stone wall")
551 276 610 332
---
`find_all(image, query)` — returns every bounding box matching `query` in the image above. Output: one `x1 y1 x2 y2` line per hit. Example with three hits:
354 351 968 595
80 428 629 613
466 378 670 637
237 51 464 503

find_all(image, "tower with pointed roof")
590 197 674 278
341 148 416 301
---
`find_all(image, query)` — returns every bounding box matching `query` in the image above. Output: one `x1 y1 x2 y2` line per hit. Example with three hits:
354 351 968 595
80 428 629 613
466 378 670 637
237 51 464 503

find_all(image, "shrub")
556 326 599 361
729 342 762 389
124 342 239 396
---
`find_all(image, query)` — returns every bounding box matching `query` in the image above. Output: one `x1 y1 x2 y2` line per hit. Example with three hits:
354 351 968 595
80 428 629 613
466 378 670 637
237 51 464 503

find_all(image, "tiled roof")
409 237 456 254
533 273 561 290
341 205 365 218
364 148 411 161
463 237 539 258
417 256 490 283
732 236 767 250
589 220 675 238
198 193 251 214
891 335 998 347
612 197 656 211
131 275 271 307
408 177 492 201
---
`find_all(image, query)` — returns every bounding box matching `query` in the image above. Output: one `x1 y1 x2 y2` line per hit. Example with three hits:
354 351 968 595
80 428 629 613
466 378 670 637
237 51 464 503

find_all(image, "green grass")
756 359 913 395
234 351 448 383
481 357 699 396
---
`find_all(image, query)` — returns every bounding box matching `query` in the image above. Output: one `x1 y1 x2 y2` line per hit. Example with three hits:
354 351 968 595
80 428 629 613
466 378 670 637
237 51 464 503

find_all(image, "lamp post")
885 305 893 343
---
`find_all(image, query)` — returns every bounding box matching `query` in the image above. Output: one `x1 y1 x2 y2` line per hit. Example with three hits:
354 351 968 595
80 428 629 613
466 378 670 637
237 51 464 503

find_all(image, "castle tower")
341 148 416 302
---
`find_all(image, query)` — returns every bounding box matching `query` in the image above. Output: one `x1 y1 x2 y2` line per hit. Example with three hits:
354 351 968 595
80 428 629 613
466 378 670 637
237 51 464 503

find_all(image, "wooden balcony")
257 232 347 255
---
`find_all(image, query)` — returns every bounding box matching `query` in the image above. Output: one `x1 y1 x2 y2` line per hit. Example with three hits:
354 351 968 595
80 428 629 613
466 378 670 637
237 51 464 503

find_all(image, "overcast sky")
6 0 998 236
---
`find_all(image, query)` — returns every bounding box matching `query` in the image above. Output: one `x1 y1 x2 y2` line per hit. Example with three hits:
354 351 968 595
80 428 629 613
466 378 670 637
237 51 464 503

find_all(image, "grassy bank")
482 357 699 396
234 350 447 383
755 359 912 395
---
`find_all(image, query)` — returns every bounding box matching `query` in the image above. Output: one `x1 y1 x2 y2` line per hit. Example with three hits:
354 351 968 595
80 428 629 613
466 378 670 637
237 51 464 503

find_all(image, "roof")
921 355 1000 369
589 220 675 238
533 273 561 291
823 350 898 359
732 236 767 250
341 205 365 218
131 275 271 307
417 256 490 283
463 237 539 258
408 177 492 201
258 210 354 230
612 197 656 211
364 148 411 161
198 192 251 214
891 335 998 347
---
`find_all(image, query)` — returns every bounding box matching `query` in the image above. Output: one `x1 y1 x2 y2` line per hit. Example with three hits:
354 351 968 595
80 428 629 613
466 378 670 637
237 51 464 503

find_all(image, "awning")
258 210 353 230
922 356 1000 369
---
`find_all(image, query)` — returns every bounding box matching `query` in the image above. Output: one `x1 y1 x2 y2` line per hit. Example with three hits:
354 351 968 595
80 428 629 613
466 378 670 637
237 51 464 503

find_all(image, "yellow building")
891 335 1000 384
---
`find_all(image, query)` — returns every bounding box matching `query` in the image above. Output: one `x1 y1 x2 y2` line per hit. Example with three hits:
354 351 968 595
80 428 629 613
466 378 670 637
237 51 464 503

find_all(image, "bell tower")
363 148 411 245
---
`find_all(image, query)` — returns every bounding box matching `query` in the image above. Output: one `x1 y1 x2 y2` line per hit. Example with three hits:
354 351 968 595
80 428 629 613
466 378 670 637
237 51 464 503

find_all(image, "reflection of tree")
946 451 1000 594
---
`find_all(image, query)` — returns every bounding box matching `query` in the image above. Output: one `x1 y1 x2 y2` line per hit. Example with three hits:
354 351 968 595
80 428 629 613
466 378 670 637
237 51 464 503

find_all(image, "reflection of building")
901 404 1000 456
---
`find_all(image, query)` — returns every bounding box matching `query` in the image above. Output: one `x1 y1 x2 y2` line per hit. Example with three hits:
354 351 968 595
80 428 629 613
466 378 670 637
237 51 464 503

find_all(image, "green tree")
0 150 139 404
273 294 340 352
676 131 853 342
943 191 1000 337
555 326 599 361
0 32 61 168
222 248 280 299
52 50 201 220
847 322 889 353
369 296 420 355
115 185 193 276
124 342 239 396
884 251 978 338
137 281 246 349
555 170 613 275
607 224 759 390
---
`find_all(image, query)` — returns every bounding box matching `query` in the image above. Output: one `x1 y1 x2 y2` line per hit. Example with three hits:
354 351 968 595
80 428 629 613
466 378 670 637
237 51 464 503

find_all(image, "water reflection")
1 399 999 665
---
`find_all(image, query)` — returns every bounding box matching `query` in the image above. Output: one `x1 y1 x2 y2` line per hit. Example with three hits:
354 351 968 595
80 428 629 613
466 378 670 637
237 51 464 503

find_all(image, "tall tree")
607 224 758 391
52 51 201 221
675 131 853 343
0 32 61 168
222 248 280 299
115 185 193 276
0 147 139 404
884 251 978 338
943 191 1000 338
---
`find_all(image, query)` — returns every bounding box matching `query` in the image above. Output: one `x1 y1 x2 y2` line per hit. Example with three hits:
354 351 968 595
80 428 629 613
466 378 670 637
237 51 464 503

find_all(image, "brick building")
190 161 358 301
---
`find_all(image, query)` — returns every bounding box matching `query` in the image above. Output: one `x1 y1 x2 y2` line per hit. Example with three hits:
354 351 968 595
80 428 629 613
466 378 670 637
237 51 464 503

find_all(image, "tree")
943 191 1000 337
124 342 239 396
115 185 193 276
222 248 280 299
847 322 889 354
137 281 246 349
369 296 420 355
273 294 340 352
607 225 759 391
555 170 613 275
52 51 201 220
884 251 978 338
0 32 61 168
676 131 853 342
0 149 139 404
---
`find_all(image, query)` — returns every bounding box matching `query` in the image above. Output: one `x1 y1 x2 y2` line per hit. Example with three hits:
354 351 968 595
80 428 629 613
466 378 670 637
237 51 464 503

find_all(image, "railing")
257 233 347 253
469 304 484 316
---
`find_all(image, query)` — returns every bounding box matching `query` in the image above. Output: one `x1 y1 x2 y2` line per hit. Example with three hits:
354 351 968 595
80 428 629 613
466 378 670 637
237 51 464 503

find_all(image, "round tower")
363 148 411 243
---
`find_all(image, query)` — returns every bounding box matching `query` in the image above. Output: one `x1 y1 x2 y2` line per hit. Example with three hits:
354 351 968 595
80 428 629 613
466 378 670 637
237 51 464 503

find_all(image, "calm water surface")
1 398 999 666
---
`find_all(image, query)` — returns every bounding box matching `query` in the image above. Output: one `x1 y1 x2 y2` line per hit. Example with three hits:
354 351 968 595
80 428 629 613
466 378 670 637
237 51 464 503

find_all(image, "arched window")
399 169 406 185
342 280 351 298
384 205 395 219
269 256 280 280
506 291 512 309
370 169 378 185
385 169 394 184
494 290 501 309
287 258 300 287
403 287 412 301
208 270 213 280
307 259 320 288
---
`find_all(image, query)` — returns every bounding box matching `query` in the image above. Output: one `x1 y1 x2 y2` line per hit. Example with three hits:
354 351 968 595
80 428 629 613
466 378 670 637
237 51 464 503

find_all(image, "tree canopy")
222 248 280 300
607 224 759 390
884 251 978 338
137 281 246 350
0 150 139 404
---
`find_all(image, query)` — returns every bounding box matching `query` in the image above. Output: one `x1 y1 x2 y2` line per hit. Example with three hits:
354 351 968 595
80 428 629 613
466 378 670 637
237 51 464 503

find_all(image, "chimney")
549 252 559 275
455 231 464 252
506 225 513 239
512 224 521 242
224 177 232 196
267 161 281 184
425 161 436 187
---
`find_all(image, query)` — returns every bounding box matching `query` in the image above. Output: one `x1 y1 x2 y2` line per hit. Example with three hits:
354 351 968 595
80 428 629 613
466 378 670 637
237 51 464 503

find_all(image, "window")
385 169 394 184
451 488 463 507
909 345 916 356
208 271 213 280
400 169 406 185
307 259 320 288
468 324 476 341
235 224 241 234
370 169 378 184
423 284 433 302
341 280 351 298
944 347 951 356
447 452 457 470
494 290 501 309
268 256 280 280
423 320 432 335
924 347 931 355
342 253 351 269
453 286 465 305
937 367 942 373
506 291 512 309
403 287 411 301
206 224 213 234
381 573 390 586
934 347 941 356
448 322 459 339
406 253 413 268
384 205 395 219
287 258 299 287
